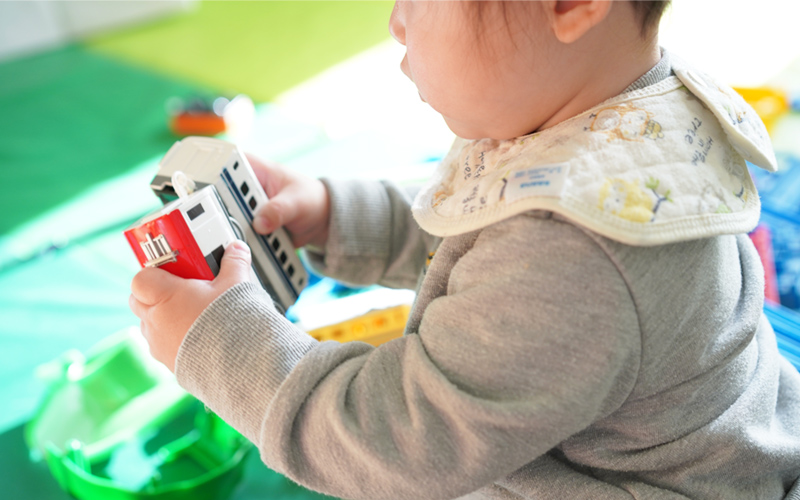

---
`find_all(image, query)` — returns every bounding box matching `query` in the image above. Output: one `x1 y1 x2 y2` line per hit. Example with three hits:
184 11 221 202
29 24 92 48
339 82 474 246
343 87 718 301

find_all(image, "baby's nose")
388 2 406 45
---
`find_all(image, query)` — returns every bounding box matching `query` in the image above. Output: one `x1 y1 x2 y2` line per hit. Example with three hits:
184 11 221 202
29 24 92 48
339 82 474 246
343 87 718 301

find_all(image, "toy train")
125 137 307 312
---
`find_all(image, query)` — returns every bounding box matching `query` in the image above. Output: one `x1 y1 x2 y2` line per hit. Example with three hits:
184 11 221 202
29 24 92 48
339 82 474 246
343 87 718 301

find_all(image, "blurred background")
3 1 800 499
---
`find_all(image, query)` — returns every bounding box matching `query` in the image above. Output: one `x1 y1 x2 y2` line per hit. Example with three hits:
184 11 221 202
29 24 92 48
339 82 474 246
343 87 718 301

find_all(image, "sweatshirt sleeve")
302 178 436 290
175 213 641 500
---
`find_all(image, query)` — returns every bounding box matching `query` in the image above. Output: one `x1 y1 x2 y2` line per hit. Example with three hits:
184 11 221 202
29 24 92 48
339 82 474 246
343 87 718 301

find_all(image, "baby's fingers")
246 154 287 199
253 194 298 235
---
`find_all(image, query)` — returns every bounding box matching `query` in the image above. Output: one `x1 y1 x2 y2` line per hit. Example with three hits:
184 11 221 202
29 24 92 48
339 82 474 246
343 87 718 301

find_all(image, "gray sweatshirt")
175 57 800 499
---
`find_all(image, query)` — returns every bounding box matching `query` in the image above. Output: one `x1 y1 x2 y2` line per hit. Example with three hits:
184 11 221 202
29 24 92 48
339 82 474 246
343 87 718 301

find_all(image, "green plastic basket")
25 327 252 500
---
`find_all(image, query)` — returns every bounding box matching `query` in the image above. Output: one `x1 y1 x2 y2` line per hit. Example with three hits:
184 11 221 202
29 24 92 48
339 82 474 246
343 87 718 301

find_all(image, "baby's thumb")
216 240 254 286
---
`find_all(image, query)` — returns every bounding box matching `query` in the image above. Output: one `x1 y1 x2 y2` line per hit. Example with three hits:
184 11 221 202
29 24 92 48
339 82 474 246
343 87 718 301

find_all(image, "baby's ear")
545 0 613 44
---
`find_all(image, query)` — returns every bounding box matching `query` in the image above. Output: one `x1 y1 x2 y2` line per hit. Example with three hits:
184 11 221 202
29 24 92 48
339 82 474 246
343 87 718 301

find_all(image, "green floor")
0 0 393 237
0 2 393 498
0 46 202 237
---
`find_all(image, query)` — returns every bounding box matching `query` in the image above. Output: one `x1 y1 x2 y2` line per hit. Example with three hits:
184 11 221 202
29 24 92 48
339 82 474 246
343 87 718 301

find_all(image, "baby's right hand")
247 154 330 249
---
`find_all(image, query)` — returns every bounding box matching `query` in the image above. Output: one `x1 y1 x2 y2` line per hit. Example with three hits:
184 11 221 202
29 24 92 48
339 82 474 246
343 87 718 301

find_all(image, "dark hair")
630 1 672 36
469 1 672 39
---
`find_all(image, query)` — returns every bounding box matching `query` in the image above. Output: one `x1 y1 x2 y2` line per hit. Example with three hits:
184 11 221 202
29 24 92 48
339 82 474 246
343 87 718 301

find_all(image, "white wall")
0 0 195 62
660 0 800 88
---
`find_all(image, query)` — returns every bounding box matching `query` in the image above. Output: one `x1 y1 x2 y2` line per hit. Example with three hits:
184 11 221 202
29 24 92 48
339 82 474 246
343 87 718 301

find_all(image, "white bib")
412 56 777 246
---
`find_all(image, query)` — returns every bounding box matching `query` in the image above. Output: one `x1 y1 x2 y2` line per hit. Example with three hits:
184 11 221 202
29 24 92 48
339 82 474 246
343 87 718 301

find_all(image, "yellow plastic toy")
733 86 789 134
307 304 411 346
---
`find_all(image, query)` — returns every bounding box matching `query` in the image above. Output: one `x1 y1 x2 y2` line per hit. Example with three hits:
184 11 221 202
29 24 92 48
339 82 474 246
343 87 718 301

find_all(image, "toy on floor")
125 137 307 313
733 86 793 134
758 211 800 310
307 304 411 346
749 223 780 305
25 328 251 500
167 94 255 138
287 275 416 345
764 303 800 371
749 155 800 310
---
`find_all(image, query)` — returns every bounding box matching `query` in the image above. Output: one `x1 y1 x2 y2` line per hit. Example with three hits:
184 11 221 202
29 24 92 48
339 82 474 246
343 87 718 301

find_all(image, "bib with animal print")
412 56 777 246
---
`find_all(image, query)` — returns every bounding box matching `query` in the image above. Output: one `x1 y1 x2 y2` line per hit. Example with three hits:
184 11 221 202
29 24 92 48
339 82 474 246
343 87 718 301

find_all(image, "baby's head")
389 0 670 140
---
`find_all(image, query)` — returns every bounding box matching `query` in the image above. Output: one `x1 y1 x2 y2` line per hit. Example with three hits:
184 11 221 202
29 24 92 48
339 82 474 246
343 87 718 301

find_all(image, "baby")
130 1 800 499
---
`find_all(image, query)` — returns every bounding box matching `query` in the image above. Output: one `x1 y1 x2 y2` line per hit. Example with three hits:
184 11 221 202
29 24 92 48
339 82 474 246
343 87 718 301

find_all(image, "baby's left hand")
129 240 255 372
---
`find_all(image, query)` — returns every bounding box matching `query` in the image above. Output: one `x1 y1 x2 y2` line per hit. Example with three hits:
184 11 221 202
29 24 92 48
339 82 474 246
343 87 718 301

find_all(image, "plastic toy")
757 210 800 310
307 304 411 346
749 154 800 221
748 155 800 311
125 178 238 281
167 94 255 137
130 137 307 312
733 86 790 134
25 328 252 500
749 223 780 305
764 303 800 371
